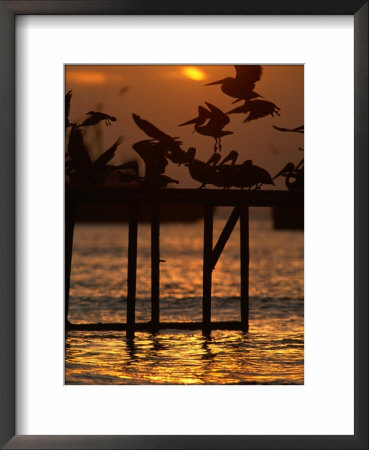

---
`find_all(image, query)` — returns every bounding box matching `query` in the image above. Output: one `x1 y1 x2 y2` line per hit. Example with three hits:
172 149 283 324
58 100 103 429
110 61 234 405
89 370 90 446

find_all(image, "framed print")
0 1 367 449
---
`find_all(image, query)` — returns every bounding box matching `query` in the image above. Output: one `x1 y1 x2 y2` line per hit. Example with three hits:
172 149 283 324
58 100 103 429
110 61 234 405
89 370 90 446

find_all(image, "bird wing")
205 103 230 127
67 126 92 166
227 102 249 114
273 125 304 134
234 65 263 85
133 114 176 142
94 136 124 167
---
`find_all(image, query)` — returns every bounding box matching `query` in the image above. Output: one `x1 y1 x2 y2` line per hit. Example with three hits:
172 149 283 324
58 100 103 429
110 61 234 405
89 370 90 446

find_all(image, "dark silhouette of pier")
65 187 303 338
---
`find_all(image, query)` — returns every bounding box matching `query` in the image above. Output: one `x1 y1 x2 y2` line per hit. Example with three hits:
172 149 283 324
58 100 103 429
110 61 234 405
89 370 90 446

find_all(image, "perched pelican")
185 148 219 188
205 65 263 103
228 99 280 123
273 162 304 191
179 103 232 152
235 160 274 189
80 111 117 127
215 150 240 189
206 152 222 166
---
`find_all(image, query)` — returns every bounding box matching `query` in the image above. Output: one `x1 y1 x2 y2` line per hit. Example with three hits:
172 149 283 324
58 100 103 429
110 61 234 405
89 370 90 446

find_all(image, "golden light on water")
182 66 206 81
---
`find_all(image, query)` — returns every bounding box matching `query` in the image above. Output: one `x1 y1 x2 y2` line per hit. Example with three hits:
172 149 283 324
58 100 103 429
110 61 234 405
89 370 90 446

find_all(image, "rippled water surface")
66 209 304 384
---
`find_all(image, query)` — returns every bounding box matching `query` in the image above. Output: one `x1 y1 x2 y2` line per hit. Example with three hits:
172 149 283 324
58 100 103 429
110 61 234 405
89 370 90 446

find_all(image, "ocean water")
66 208 304 384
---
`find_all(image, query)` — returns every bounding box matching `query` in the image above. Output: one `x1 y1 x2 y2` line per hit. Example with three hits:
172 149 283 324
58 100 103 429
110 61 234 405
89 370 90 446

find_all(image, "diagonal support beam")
211 207 240 270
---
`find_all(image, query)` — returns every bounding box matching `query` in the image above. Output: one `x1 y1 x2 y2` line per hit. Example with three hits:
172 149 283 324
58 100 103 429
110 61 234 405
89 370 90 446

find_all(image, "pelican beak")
205 79 224 86
179 117 198 126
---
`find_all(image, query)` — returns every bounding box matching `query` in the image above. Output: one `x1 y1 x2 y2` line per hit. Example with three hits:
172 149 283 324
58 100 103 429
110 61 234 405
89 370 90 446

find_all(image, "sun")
182 66 206 81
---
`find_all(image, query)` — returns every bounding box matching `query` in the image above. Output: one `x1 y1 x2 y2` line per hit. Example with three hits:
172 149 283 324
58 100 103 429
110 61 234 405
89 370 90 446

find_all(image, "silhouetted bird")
132 114 181 150
167 146 196 166
273 125 304 134
205 65 263 103
214 150 240 189
235 160 275 189
228 99 280 123
118 85 130 96
65 90 73 127
219 150 239 166
179 103 232 152
273 161 304 191
132 139 168 180
206 152 222 166
93 136 124 167
80 111 117 127
185 148 219 188
66 127 124 185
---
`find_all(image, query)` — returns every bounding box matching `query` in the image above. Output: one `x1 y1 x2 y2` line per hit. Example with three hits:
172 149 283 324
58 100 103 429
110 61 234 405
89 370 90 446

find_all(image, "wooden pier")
65 187 303 336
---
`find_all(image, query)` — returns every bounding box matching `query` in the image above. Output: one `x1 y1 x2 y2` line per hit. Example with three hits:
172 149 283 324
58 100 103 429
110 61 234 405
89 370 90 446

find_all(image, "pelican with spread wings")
205 65 263 103
179 102 233 152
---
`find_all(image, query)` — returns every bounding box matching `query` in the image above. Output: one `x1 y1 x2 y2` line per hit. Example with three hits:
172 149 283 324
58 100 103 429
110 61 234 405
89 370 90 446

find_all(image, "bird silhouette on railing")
228 99 280 123
273 125 304 134
66 126 129 185
215 150 240 189
205 65 263 104
237 160 275 189
185 148 220 188
179 103 232 152
80 111 117 127
273 161 304 191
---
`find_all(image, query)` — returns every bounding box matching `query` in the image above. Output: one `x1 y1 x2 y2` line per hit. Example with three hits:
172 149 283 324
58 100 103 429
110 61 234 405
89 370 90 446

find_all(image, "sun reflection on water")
66 216 303 384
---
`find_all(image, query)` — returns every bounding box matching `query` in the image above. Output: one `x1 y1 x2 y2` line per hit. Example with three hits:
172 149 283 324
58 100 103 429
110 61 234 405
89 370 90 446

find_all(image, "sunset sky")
65 65 303 187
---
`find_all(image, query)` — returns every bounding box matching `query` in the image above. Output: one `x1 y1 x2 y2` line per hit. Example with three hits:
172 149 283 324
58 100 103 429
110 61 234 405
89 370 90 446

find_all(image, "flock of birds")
65 65 303 191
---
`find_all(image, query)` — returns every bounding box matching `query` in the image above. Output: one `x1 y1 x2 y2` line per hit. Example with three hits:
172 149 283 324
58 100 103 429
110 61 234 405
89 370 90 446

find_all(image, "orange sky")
65 65 303 187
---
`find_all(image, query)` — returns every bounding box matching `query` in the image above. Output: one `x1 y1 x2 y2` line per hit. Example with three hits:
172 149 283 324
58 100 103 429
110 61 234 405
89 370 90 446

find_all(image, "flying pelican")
273 161 304 191
132 114 182 150
80 111 117 127
228 99 280 123
273 125 304 134
179 103 233 152
205 65 263 103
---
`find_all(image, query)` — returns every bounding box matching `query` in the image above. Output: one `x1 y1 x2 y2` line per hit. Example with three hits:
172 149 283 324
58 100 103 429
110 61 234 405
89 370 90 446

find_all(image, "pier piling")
151 202 160 332
127 202 138 339
65 188 303 336
240 206 249 332
202 204 213 335
65 196 75 325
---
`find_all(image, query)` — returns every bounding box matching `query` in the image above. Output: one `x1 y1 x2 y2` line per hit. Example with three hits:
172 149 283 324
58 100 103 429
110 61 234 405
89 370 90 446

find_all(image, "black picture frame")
0 1 367 448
